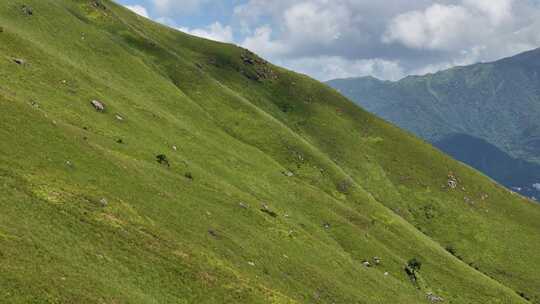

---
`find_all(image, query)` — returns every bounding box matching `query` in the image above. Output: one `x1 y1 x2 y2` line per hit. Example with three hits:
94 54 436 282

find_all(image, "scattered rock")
91 0 107 10
115 114 124 121
323 222 331 229
21 5 33 16
65 160 72 167
30 101 39 108
384 272 389 276
239 202 249 209
283 170 294 177
362 260 371 267
240 50 278 81
247 261 255 266
90 100 105 112
172 145 178 151
99 198 108 207
426 292 444 303
208 229 218 238
260 204 278 218
373 257 381 265
447 172 458 189
13 58 25 65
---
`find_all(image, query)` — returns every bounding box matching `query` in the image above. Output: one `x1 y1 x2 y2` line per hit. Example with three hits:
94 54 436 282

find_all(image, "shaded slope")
434 134 540 198
0 1 538 303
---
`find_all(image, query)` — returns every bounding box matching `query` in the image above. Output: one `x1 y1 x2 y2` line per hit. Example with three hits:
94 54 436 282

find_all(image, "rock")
208 229 218 238
384 272 389 276
115 114 124 121
13 58 25 65
247 261 255 266
239 202 248 209
283 171 294 177
260 204 278 217
65 160 72 167
323 223 331 229
91 0 107 10
373 257 381 265
447 173 458 189
172 145 178 151
21 5 33 16
362 260 371 267
99 198 108 206
426 292 444 303
90 100 105 112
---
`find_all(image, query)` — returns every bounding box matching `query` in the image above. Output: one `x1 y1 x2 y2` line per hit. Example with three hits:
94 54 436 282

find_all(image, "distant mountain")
327 48 540 199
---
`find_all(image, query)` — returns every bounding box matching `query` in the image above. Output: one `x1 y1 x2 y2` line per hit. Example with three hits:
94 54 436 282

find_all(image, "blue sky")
117 0 540 81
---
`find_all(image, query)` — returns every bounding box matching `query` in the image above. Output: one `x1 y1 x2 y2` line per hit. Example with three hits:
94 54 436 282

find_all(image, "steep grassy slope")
327 50 540 198
0 1 539 303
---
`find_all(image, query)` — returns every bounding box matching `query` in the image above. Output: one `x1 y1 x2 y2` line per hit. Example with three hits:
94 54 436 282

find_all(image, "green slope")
326 49 540 199
0 1 539 303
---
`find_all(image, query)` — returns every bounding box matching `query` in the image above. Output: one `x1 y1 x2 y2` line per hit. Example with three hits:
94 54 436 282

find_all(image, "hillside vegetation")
0 1 539 303
327 49 540 199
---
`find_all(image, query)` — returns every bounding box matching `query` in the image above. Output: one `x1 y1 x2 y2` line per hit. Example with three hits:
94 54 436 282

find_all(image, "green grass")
0 1 539 303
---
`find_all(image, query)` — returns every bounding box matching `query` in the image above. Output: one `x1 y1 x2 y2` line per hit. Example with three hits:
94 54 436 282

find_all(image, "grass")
0 0 538 303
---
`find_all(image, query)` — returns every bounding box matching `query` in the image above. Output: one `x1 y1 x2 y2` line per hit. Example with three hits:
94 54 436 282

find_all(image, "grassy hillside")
326 50 540 199
0 1 539 303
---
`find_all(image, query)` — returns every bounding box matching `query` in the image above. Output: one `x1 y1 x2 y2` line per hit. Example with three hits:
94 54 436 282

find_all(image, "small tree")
156 154 170 167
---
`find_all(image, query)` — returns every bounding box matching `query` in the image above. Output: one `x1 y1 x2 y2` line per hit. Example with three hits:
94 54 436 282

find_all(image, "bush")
445 245 457 256
156 154 170 167
407 258 422 272
337 179 353 194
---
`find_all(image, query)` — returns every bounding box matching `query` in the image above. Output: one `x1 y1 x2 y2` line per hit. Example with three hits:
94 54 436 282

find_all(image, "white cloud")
241 26 288 57
383 4 474 51
463 0 514 25
125 4 149 18
179 22 234 43
121 0 540 80
277 56 405 81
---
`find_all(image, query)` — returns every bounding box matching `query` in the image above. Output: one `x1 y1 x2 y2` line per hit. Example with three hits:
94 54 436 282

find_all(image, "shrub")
445 245 457 256
407 258 422 272
156 154 170 167
337 179 353 194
